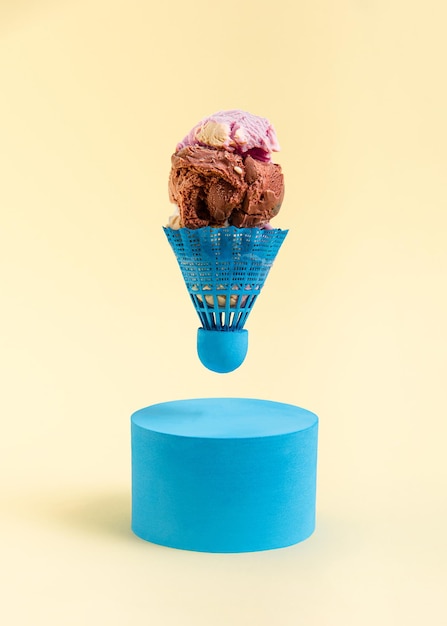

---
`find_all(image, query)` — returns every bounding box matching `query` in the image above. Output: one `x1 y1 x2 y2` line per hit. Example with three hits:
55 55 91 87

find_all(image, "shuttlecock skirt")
163 226 288 331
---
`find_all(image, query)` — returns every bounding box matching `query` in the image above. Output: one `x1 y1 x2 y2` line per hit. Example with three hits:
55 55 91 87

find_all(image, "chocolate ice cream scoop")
231 155 284 228
169 145 284 229
169 146 247 229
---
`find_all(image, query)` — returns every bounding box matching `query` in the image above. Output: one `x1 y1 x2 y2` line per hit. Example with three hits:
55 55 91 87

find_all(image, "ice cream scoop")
168 109 284 230
169 146 284 229
176 109 280 162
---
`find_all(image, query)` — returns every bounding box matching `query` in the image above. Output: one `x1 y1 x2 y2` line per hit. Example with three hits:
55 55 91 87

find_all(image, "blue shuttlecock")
164 226 288 373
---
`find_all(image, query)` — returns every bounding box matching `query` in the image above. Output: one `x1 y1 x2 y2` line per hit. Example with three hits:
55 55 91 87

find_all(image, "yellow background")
1 1 446 624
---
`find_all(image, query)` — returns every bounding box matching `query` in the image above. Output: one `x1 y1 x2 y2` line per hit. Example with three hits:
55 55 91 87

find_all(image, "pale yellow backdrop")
1 1 446 624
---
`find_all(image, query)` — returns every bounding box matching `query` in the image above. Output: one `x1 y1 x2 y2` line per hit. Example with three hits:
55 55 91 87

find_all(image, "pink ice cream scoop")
176 109 280 163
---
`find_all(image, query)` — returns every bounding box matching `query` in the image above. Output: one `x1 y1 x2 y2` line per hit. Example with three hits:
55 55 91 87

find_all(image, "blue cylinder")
131 398 318 553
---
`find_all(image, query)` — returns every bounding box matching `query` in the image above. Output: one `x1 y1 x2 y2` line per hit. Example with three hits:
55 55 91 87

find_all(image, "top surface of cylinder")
131 398 318 439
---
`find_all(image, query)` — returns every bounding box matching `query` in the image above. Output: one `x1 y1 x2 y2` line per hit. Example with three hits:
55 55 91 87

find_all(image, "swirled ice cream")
167 110 284 230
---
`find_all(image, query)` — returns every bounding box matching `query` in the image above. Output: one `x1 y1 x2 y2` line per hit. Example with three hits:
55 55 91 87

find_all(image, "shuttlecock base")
197 328 248 373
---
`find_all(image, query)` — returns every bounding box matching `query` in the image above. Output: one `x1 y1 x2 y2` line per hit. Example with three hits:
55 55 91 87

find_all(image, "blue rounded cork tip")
197 328 248 373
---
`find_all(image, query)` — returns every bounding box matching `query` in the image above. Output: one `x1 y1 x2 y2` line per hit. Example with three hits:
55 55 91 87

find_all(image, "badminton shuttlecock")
164 226 287 372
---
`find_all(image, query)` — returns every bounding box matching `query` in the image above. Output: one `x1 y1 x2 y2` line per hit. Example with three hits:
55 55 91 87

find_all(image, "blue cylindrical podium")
131 398 318 553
